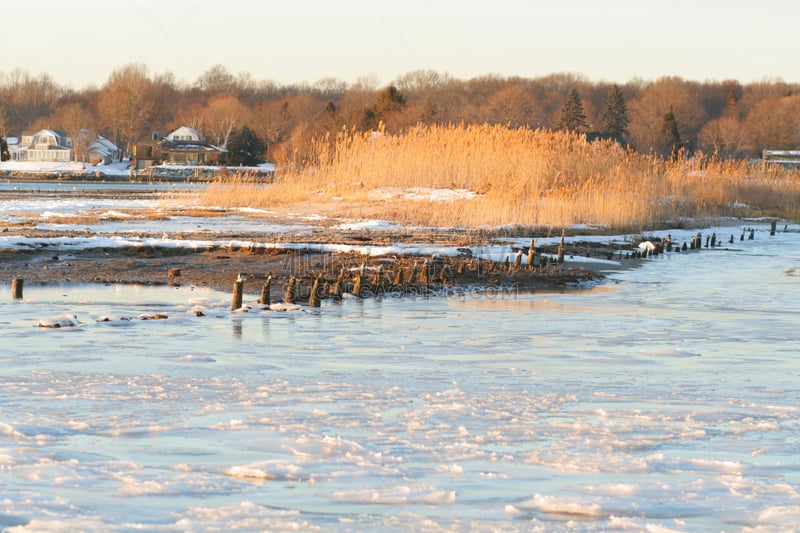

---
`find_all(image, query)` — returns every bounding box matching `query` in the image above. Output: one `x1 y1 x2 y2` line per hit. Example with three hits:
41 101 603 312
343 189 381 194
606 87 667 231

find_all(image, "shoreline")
3 185 767 305
1 239 627 302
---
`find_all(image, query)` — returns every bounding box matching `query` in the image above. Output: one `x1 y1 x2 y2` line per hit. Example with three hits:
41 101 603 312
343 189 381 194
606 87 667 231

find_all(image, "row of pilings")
7 222 784 306
231 221 783 310
230 239 587 310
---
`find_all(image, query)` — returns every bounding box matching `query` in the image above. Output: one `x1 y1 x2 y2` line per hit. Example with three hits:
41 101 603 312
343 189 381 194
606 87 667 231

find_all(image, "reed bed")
201 124 800 230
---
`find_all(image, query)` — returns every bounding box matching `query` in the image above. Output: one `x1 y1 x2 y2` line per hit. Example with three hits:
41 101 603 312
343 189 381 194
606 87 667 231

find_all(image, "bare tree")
200 94 248 148
628 76 706 154
45 103 97 162
97 64 155 155
699 116 749 158
744 94 800 153
250 99 293 158
195 64 237 96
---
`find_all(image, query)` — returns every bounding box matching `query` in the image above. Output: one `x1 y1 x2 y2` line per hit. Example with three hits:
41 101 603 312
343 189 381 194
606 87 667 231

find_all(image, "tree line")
1 63 799 166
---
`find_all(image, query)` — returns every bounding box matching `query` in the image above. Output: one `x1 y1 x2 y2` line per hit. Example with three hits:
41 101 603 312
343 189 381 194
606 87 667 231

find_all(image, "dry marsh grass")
201 124 800 230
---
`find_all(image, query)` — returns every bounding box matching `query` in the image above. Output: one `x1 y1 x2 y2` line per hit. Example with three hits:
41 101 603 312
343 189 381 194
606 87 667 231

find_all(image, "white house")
132 126 227 169
87 135 123 165
16 129 73 161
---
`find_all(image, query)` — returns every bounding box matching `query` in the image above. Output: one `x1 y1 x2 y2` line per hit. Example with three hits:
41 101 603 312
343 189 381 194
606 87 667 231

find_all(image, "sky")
4 0 800 89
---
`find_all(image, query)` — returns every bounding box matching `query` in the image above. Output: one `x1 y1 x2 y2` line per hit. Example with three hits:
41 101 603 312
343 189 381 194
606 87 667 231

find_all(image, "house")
131 126 227 170
762 150 800 167
15 129 73 161
87 135 123 165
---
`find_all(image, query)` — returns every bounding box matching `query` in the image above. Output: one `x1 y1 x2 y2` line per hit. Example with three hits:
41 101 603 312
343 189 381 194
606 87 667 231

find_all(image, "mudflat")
1 222 630 303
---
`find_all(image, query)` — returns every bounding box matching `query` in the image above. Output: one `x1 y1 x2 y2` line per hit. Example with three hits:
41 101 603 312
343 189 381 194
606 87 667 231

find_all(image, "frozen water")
0 189 799 530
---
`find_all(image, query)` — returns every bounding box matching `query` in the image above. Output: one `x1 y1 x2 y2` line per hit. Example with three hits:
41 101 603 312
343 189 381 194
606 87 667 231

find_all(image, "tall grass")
201 123 800 230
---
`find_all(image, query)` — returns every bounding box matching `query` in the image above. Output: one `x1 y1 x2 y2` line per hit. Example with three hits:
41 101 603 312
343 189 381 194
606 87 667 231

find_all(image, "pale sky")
4 0 799 89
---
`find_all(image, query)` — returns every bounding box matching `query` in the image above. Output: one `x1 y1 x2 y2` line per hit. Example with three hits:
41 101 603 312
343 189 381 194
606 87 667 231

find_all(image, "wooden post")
771 220 777 236
439 262 450 283
352 274 363 298
284 276 296 304
308 275 321 307
371 265 383 288
527 239 536 269
231 275 243 310
558 230 565 264
418 260 429 284
264 275 272 305
12 279 23 299
329 269 344 300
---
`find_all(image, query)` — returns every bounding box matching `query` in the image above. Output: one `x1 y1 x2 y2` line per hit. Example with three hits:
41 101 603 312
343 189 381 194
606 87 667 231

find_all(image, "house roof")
88 135 119 156
166 126 204 142
33 128 69 139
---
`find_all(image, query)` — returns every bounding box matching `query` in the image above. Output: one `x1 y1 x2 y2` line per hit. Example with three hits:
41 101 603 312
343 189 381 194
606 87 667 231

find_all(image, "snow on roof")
89 135 119 155
167 126 204 142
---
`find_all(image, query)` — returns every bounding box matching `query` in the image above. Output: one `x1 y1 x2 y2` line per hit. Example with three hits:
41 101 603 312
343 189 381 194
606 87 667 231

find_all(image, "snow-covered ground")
0 160 132 176
0 160 276 177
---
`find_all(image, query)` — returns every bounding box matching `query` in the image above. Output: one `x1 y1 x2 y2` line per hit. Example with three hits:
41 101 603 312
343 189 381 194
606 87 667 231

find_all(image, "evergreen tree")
559 88 589 132
226 125 265 166
0 137 9 162
660 107 682 159
363 85 406 131
600 85 630 137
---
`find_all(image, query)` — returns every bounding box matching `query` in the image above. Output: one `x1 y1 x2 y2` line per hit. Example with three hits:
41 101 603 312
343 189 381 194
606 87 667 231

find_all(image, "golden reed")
201 124 800 230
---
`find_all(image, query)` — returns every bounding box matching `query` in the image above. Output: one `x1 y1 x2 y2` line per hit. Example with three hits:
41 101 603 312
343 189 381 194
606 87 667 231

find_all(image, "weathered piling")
308 275 321 307
231 275 244 310
771 220 777 236
284 276 297 304
527 239 536 270
417 260 429 284
352 273 363 297
329 269 344 300
260 274 272 305
12 278 23 299
371 265 383 288
439 262 450 282
558 231 565 264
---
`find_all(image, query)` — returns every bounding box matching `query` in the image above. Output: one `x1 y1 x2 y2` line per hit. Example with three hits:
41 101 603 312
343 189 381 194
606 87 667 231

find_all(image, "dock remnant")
12 278 23 299
260 273 272 305
232 274 244 310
